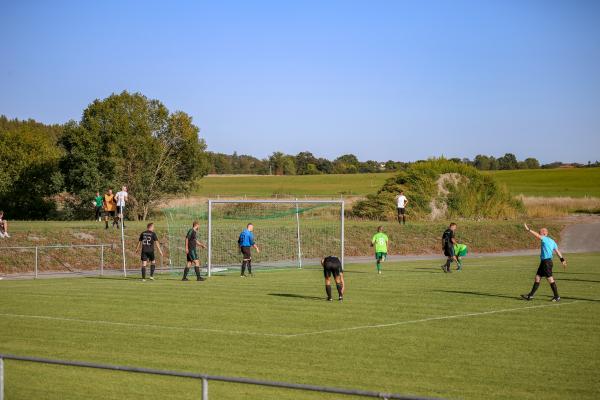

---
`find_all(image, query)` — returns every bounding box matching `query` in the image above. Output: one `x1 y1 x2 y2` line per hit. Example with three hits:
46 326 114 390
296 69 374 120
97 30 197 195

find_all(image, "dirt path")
560 215 600 253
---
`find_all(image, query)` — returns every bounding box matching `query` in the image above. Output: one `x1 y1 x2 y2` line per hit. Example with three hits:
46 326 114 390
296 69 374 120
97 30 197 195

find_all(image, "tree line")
207 151 599 175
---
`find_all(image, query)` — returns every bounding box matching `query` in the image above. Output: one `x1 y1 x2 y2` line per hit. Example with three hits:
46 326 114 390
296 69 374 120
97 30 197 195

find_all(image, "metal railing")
0 354 442 400
0 244 115 279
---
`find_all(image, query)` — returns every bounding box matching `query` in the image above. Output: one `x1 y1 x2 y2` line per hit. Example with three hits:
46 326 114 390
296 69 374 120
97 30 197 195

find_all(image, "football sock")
150 264 155 277
550 282 559 297
529 282 540 296
336 283 343 297
325 284 332 299
194 266 201 279
248 261 252 274
183 267 189 279
445 259 452 271
241 261 246 275
141 266 146 279
376 262 381 272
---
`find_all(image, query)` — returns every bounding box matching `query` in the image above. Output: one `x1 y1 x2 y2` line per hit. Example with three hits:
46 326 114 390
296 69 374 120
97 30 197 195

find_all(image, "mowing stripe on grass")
0 300 583 339
0 312 289 337
286 301 582 337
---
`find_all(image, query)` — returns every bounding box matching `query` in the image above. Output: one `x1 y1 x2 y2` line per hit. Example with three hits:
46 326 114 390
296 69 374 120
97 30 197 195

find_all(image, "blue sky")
1 0 599 163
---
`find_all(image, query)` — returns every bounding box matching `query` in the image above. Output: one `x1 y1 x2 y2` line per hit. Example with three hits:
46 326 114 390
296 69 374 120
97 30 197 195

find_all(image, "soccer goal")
207 199 345 276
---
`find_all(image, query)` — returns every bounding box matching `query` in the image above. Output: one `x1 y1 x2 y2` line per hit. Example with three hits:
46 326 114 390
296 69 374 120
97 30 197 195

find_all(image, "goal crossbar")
207 199 345 277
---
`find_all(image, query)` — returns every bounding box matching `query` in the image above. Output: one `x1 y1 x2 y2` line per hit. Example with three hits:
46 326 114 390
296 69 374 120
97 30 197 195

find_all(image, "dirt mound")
429 173 467 220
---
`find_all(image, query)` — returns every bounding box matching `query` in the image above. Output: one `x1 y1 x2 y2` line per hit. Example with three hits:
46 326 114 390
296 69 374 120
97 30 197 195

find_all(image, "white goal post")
207 199 345 277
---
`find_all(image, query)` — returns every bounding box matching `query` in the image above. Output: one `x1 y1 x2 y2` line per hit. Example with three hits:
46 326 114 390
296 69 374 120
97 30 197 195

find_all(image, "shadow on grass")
559 278 600 283
435 289 520 300
404 270 441 274
268 293 324 301
436 289 600 303
559 272 600 276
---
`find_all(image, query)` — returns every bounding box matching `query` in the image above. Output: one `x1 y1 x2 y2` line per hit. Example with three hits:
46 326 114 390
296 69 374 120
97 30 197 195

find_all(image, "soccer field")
1 254 599 399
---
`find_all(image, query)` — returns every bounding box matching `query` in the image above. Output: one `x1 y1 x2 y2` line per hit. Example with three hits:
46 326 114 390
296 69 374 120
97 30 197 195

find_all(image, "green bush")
352 158 523 221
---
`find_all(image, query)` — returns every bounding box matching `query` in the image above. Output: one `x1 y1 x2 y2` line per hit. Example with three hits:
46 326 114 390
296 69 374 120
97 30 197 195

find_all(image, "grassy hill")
0 219 565 274
486 168 600 197
193 173 394 197
192 168 600 198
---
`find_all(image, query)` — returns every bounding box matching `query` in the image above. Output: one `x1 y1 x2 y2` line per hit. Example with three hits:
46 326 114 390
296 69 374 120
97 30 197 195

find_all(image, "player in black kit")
440 223 458 273
135 222 164 281
321 256 344 302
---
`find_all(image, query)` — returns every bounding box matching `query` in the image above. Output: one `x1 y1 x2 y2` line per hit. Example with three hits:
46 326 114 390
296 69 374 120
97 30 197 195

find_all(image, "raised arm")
524 223 542 240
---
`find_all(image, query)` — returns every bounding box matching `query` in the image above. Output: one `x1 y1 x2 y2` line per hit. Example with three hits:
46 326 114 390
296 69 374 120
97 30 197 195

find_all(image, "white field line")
284 300 582 337
0 300 582 339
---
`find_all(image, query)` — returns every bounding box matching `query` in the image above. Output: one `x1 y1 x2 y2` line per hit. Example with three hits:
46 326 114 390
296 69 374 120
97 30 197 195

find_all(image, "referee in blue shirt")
521 223 567 302
238 223 260 277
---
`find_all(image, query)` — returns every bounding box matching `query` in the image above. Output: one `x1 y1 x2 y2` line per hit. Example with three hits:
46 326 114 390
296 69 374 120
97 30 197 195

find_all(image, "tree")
282 156 297 175
269 152 286 175
359 160 380 173
0 116 64 219
333 154 360 173
498 153 519 170
316 158 333 174
295 151 318 175
59 91 209 220
523 157 540 169
473 155 492 170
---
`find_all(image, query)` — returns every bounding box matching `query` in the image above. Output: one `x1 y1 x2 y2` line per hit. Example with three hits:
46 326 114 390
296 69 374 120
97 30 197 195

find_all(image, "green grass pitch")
1 253 599 399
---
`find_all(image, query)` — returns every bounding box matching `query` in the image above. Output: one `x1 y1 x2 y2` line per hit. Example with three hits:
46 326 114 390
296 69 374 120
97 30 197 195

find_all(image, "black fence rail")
0 353 443 400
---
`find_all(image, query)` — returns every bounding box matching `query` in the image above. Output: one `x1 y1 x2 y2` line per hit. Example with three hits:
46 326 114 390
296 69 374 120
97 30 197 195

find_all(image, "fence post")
100 245 104 276
202 378 208 400
34 247 38 279
0 356 4 400
340 201 345 271
295 198 302 269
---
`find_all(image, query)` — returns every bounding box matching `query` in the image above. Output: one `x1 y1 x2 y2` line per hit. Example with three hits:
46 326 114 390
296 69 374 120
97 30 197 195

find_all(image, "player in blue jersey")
521 223 567 302
238 223 260 277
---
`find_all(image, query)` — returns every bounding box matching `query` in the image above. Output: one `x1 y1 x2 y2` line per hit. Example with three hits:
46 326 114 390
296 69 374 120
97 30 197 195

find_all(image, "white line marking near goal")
0 312 289 338
285 301 582 337
0 301 583 339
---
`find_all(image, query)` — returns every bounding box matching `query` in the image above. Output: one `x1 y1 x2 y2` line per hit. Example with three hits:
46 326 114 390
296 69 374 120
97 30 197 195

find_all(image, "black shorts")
117 206 125 215
397 207 406 215
105 210 116 217
241 246 252 260
443 245 455 258
323 265 341 279
536 259 553 277
141 251 155 262
187 249 199 262
322 257 342 278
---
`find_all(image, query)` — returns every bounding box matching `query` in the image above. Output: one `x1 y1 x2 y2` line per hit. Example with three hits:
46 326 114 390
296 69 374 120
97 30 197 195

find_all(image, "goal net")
207 200 344 276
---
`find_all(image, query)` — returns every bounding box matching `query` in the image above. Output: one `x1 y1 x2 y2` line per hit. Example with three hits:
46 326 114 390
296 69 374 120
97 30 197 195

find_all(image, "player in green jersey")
371 226 389 274
453 243 468 271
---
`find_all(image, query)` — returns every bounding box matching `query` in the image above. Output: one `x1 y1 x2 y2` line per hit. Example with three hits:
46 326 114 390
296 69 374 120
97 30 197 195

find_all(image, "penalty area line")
285 300 582 337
